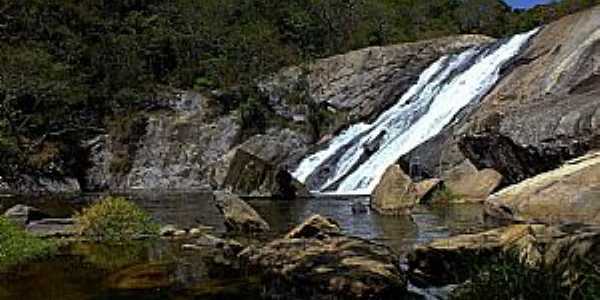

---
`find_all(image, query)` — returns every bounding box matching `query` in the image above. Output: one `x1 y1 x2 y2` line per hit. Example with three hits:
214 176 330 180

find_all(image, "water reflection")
0 192 492 300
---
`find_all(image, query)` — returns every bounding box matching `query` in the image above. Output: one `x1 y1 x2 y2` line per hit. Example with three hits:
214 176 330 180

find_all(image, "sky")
504 0 554 9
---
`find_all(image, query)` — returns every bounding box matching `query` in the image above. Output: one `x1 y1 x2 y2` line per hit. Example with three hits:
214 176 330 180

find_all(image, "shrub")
75 197 159 242
451 253 600 300
0 217 56 270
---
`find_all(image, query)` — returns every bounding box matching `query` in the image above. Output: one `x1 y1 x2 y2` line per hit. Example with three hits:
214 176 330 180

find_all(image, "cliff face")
77 35 491 193
403 5 600 187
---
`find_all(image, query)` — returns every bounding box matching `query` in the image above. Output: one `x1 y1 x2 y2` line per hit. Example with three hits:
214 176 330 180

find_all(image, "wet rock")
218 149 309 198
485 152 600 224
284 214 340 239
442 159 503 202
239 216 408 299
26 218 76 238
3 204 49 227
214 191 270 234
372 165 417 215
408 223 600 286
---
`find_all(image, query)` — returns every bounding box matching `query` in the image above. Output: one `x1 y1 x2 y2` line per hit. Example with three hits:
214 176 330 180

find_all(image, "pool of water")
0 192 494 300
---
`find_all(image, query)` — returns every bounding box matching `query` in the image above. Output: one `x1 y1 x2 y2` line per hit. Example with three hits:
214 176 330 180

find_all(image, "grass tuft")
0 217 56 270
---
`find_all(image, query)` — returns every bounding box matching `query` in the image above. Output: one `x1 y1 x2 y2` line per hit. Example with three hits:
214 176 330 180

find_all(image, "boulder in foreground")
408 223 600 286
485 152 600 224
239 214 408 299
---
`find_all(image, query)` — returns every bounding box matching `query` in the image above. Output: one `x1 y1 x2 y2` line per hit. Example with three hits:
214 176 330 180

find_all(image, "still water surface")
0 192 493 300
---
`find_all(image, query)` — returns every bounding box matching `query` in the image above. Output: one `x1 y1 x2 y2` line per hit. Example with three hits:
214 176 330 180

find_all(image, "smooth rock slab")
26 218 76 238
408 223 600 286
485 152 600 224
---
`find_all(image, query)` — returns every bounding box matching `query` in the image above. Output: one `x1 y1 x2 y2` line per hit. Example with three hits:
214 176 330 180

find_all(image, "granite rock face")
262 35 494 124
485 152 600 224
403 7 600 187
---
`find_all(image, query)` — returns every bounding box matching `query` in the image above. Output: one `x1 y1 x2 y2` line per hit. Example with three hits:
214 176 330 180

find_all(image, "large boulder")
442 159 503 201
214 191 270 234
217 149 309 198
371 165 418 215
408 223 600 286
402 6 600 186
485 152 600 224
239 215 408 299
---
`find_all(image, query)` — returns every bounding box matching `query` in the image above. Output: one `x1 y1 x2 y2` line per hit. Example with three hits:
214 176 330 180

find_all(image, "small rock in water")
351 199 369 214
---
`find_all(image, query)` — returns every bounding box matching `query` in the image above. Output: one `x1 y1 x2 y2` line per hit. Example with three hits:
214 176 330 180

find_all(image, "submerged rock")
485 151 600 224
239 215 408 299
371 165 417 215
214 191 270 234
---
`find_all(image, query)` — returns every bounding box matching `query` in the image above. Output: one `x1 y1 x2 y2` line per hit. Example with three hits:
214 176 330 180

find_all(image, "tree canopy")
0 0 597 180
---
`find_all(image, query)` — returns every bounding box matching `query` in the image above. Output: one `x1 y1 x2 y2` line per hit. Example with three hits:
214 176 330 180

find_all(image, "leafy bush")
0 217 56 270
75 197 159 242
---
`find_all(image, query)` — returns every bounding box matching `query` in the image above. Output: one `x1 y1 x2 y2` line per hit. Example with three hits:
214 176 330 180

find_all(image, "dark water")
0 192 492 300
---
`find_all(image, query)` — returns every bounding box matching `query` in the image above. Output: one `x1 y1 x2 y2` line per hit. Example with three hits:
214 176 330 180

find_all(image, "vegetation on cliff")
0 0 598 182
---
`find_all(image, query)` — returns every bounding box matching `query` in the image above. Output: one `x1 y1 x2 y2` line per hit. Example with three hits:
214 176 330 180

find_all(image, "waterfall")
293 28 539 195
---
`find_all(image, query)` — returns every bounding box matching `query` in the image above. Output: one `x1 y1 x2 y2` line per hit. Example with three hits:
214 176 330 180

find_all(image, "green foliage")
75 197 159 242
0 217 57 270
451 253 600 300
1 0 599 178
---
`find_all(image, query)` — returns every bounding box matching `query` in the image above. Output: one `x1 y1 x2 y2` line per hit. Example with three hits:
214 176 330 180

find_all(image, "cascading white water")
293 28 539 195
